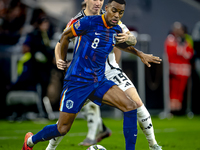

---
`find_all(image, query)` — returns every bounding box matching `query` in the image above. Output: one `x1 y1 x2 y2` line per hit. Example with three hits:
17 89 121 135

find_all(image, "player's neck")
84 9 99 16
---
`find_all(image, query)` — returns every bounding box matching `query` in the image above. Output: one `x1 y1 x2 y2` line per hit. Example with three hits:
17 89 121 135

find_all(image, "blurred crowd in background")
0 0 200 121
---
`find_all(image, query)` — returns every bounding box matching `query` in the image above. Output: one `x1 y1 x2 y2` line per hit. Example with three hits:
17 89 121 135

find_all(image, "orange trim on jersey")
67 19 77 28
101 14 113 29
71 25 77 37
75 36 82 54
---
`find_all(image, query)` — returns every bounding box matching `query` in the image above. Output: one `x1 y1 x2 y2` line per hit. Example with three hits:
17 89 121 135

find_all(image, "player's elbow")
133 38 137 46
60 34 70 44
126 36 137 46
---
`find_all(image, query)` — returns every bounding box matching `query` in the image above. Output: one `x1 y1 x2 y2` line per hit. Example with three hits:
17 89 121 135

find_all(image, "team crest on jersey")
66 100 74 109
75 20 80 29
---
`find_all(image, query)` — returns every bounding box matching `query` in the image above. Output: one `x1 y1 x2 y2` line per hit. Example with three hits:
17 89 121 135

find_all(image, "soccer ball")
86 144 107 150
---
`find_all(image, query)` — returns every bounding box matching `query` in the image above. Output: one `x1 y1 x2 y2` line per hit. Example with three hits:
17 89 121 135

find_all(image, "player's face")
86 0 104 15
105 1 125 26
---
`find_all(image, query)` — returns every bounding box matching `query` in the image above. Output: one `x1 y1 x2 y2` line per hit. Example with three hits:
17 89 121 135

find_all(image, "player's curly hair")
108 0 126 5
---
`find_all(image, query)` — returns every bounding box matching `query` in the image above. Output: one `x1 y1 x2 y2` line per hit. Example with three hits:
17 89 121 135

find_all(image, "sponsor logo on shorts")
125 82 131 87
66 100 74 109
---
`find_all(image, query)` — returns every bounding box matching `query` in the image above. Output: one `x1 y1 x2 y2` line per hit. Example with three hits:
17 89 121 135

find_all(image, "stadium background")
0 0 200 119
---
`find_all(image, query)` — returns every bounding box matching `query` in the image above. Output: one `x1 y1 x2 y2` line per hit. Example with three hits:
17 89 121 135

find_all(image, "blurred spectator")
0 0 26 45
22 16 54 96
0 0 7 18
8 16 54 98
6 15 56 120
164 22 194 114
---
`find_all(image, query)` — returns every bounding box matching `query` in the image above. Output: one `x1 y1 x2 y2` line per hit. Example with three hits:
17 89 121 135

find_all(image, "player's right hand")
139 53 162 67
56 59 68 70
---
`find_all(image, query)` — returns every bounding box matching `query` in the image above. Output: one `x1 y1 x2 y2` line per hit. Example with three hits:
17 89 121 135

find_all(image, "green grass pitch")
0 116 200 150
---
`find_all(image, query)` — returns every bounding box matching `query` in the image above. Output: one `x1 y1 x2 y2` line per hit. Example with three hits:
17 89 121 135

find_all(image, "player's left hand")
139 52 162 67
56 59 68 70
115 33 129 43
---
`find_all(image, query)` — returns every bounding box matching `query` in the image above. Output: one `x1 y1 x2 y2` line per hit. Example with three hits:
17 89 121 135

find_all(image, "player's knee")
136 101 143 108
57 124 71 135
128 96 143 108
123 100 138 112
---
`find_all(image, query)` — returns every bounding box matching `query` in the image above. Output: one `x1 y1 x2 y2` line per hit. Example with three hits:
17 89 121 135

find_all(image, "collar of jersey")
101 14 113 29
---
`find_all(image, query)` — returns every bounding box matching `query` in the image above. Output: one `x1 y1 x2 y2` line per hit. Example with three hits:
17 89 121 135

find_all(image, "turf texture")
0 115 200 150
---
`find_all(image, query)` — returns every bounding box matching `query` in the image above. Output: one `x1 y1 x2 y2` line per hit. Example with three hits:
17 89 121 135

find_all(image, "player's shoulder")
85 15 101 19
74 9 86 20
82 15 102 23
66 10 85 29
118 20 129 33
115 24 124 33
112 21 123 32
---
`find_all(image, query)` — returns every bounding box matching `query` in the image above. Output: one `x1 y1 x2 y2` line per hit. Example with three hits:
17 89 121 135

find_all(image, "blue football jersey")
64 14 123 82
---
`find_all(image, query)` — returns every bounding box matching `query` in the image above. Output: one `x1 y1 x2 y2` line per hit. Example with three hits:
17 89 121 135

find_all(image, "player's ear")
105 4 108 11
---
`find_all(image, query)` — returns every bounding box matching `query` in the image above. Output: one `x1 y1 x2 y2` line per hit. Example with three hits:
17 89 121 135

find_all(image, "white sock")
97 118 103 133
84 102 101 140
27 136 34 147
137 104 157 147
46 136 64 150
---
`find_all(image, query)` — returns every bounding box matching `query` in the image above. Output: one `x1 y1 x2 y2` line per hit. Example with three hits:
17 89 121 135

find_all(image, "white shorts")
105 68 135 92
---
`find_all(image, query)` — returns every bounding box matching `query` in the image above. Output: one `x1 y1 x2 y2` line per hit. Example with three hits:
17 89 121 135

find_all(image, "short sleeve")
63 18 77 32
71 17 91 37
118 20 129 33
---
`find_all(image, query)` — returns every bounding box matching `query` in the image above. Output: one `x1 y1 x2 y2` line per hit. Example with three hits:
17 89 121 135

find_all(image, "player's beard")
107 20 118 26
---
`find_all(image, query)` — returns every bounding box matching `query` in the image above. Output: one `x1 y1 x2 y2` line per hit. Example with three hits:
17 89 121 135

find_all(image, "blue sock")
123 109 137 150
32 124 62 144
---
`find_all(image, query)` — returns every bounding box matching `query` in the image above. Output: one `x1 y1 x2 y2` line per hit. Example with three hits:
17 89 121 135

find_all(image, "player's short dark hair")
108 0 126 5
81 1 86 9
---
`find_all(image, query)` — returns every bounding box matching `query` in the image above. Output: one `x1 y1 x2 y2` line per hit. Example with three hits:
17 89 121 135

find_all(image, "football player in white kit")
46 0 162 150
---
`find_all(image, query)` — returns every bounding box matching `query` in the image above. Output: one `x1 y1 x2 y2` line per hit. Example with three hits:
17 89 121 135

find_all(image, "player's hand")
56 59 68 70
115 33 128 43
139 52 162 67
115 33 137 46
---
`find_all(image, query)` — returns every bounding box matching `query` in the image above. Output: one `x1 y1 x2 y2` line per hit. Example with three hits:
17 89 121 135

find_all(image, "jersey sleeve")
118 20 129 33
71 17 91 37
63 18 77 32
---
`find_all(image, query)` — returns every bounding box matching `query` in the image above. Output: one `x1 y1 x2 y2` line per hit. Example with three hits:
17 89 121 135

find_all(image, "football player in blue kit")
46 1 162 150
22 0 161 150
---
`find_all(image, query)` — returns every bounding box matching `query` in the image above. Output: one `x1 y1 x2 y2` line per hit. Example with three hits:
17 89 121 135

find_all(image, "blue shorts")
59 78 116 113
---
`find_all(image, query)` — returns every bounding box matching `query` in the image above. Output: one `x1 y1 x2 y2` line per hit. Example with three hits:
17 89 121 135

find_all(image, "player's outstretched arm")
116 44 162 67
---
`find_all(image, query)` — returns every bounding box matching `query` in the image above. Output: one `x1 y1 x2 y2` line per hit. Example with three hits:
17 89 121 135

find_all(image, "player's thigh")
102 85 137 112
125 87 143 107
57 111 76 135
106 70 142 108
